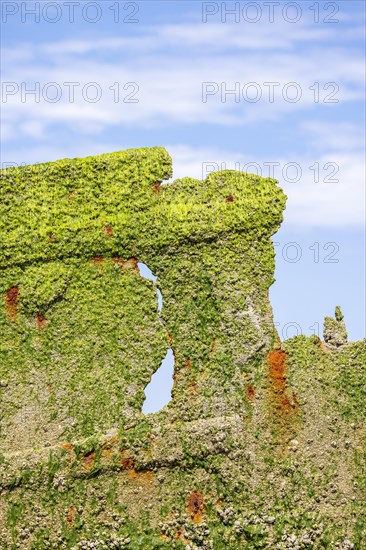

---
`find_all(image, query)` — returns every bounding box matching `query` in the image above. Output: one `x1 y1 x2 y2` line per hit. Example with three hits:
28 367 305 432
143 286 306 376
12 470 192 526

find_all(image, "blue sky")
1 2 365 410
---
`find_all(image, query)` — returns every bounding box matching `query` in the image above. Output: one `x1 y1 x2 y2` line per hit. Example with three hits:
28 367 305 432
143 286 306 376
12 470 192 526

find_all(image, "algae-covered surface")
0 147 365 549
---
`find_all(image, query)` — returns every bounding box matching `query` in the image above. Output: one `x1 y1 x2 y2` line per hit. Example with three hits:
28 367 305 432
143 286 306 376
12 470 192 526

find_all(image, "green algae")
0 147 364 549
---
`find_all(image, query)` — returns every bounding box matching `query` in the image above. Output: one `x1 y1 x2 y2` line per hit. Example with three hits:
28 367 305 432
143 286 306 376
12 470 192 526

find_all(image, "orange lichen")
268 349 287 390
91 256 104 264
245 383 255 401
82 451 95 469
66 506 76 524
102 448 112 458
36 313 47 330
101 436 118 458
174 530 189 543
185 358 191 368
267 349 299 436
119 451 134 470
281 395 293 413
61 442 74 464
188 491 204 523
112 257 138 271
120 457 134 470
152 182 161 193
5 286 19 321
126 468 153 483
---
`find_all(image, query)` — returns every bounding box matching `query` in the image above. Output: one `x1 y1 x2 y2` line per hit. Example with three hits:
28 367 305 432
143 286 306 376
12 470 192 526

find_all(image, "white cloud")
300 121 365 153
17 22 343 57
1 21 364 137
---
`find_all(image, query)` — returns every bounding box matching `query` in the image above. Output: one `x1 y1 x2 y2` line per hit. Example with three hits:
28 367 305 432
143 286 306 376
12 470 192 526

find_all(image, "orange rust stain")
128 257 138 270
185 358 191 368
91 256 104 264
82 451 95 469
160 534 169 540
246 383 255 401
104 225 113 236
188 380 197 394
61 442 74 464
174 530 189 543
268 349 287 388
152 182 161 193
226 195 234 203
140 470 153 483
267 349 299 418
281 395 293 413
127 468 153 483
188 491 204 524
5 287 19 321
102 448 112 458
120 457 134 470
127 466 138 481
112 257 138 271
66 506 76 524
36 313 47 330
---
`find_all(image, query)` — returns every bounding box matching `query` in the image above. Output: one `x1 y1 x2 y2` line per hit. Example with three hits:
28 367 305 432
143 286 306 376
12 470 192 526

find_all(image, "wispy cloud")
2 20 364 138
